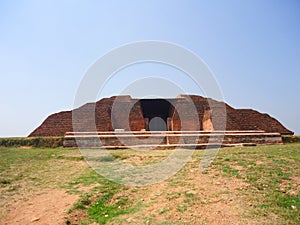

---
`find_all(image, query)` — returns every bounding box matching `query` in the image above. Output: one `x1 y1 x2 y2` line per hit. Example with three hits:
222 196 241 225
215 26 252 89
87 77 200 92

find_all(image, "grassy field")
0 144 299 224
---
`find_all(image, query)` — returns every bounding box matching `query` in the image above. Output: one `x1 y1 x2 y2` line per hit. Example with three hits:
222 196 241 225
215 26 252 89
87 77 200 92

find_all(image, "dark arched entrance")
139 99 173 131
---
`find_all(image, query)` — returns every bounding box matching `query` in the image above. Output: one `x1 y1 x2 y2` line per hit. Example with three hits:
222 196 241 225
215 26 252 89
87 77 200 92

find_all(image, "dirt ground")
0 189 79 225
109 169 253 225
0 172 250 225
1 146 299 224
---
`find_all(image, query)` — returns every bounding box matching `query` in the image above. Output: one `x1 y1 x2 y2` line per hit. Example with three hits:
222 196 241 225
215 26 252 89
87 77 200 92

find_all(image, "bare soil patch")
0 189 79 225
1 145 299 224
110 168 250 225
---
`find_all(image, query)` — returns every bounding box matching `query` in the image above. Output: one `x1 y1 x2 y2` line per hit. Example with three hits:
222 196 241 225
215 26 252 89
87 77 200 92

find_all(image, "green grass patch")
176 204 187 212
220 165 241 178
98 155 116 162
67 169 140 224
204 144 300 224
158 206 172 214
184 191 199 206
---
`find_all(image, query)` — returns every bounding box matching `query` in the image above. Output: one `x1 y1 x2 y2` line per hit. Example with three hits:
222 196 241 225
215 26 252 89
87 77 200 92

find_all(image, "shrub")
282 135 300 144
0 137 64 148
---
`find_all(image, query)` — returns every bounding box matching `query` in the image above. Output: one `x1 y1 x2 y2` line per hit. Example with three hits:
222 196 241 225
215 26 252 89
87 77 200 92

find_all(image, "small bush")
0 137 64 148
282 136 300 144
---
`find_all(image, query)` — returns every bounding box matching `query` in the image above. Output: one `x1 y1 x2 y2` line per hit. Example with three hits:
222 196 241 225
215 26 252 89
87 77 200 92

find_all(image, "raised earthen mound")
29 95 293 137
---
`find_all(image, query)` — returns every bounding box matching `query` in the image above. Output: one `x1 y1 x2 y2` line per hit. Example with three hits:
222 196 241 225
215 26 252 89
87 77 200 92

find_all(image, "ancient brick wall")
170 97 201 131
227 109 292 134
111 96 145 131
29 95 293 137
30 111 73 136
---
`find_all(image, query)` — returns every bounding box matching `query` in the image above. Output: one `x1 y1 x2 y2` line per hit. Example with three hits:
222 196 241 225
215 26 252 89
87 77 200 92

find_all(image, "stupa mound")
29 95 293 137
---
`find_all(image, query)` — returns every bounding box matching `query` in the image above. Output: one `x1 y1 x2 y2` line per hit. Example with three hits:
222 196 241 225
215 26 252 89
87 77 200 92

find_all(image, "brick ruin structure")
29 95 293 148
29 95 293 136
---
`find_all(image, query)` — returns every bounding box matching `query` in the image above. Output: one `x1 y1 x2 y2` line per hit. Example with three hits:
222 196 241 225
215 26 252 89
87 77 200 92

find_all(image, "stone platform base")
63 130 282 149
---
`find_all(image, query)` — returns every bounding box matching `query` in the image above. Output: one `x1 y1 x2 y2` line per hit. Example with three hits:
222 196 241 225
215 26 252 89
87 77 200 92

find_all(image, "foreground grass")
0 144 299 224
0 147 84 208
0 147 140 224
210 144 300 223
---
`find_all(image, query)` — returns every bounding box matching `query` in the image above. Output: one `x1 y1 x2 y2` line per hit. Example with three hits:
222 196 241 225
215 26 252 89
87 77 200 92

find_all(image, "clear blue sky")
0 0 299 137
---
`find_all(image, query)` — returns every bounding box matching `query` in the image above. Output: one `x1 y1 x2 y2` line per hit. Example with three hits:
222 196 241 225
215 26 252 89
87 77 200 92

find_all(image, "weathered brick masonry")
29 95 293 137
